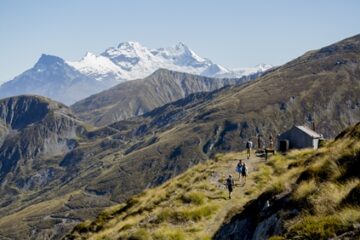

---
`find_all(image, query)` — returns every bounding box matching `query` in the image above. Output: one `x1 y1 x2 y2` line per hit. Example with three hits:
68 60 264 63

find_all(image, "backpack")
242 164 248 175
226 178 233 187
246 141 252 149
236 163 243 173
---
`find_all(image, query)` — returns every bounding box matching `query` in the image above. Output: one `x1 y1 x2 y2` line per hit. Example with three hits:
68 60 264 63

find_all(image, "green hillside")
66 123 360 239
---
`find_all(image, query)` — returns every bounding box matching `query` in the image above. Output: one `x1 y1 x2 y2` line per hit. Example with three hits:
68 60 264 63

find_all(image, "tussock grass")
306 180 359 214
342 183 360 206
265 126 360 239
287 208 360 239
68 151 275 240
293 179 318 200
268 236 286 240
252 165 273 189
124 228 151 240
180 191 206 205
68 125 360 240
152 227 186 240
156 204 218 224
266 154 291 174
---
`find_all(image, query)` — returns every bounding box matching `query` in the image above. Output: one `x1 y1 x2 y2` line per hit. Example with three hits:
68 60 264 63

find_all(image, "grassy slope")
71 69 247 126
66 151 273 240
67 123 360 240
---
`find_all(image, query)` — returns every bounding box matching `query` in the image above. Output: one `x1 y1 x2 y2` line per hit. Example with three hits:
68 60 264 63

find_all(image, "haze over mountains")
0 34 359 239
0 41 272 105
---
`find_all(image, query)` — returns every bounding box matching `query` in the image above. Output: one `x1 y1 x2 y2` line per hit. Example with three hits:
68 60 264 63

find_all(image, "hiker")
269 135 274 149
226 175 235 199
257 134 262 149
236 160 243 180
241 162 248 185
246 138 253 159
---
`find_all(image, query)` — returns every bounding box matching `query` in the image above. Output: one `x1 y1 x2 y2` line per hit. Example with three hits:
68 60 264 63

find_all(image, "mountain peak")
174 42 190 50
35 54 65 67
83 52 96 58
117 41 143 50
68 41 268 83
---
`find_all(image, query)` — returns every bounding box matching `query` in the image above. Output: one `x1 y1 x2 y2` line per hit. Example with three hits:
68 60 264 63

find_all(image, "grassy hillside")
71 69 254 126
66 152 273 240
67 122 360 240
215 122 360 239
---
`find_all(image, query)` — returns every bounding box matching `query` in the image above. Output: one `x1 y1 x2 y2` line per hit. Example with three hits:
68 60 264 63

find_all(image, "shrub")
293 179 317 200
287 208 360 239
308 181 359 214
266 154 288 175
152 228 186 240
342 183 360 206
268 236 286 240
72 221 92 234
180 191 205 205
156 204 218 224
128 229 152 240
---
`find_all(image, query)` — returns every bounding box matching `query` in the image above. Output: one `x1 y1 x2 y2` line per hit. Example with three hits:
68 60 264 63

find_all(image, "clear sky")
1 0 360 82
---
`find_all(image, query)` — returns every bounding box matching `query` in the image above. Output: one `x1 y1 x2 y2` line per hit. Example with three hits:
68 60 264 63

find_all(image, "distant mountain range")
0 42 272 105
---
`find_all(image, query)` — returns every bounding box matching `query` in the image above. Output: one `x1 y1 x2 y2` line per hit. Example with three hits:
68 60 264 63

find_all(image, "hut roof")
295 125 321 138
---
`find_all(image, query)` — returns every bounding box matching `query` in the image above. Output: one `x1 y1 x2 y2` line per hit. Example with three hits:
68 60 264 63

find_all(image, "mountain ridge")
0 42 272 105
71 68 261 126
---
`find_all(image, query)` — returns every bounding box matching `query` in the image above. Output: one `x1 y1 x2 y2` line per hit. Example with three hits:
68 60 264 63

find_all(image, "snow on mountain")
67 52 122 82
67 41 271 81
0 54 116 105
216 63 274 78
0 41 272 105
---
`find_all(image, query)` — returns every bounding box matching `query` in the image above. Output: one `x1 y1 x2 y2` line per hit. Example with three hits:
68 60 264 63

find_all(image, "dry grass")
287 208 360 239
68 126 360 240
67 151 277 240
308 180 359 214
292 179 318 200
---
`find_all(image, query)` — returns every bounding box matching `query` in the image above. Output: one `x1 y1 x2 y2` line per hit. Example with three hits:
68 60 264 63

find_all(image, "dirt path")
205 150 265 235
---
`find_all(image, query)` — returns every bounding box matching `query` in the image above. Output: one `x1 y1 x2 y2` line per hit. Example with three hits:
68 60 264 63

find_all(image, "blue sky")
1 0 360 82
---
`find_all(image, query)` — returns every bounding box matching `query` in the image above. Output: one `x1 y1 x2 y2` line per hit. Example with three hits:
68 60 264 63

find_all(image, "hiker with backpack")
226 175 235 199
241 162 248 185
246 138 253 159
236 159 243 180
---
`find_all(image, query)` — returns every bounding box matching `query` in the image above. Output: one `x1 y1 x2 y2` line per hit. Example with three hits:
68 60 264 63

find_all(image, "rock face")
71 69 259 126
0 95 84 209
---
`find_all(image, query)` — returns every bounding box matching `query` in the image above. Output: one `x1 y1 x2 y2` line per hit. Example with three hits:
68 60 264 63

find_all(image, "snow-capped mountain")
0 54 116 105
67 41 271 81
216 63 274 78
0 41 272 105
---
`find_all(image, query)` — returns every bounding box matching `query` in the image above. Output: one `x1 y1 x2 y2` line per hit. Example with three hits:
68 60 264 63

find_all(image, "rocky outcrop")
0 95 84 189
213 190 295 240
